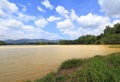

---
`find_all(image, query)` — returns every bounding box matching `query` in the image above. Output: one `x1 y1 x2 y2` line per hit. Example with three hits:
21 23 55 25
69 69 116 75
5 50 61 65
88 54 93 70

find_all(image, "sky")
0 0 120 40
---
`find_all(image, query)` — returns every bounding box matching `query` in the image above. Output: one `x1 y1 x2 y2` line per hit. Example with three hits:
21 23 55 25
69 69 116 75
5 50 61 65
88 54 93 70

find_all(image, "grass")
58 59 85 70
27 52 120 82
109 45 120 48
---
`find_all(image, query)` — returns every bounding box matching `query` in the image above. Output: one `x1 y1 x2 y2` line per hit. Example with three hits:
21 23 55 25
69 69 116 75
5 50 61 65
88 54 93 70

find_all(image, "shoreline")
27 52 120 82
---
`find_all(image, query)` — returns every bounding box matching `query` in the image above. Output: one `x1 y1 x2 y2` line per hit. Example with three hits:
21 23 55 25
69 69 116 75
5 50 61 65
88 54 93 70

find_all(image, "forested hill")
59 23 120 44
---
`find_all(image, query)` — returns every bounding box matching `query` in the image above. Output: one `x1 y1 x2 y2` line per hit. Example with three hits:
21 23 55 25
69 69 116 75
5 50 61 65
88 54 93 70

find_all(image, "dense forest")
59 23 120 45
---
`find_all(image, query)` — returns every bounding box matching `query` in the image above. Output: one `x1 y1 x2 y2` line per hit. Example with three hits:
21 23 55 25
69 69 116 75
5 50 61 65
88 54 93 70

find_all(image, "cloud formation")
0 0 60 40
56 13 110 38
41 0 53 10
56 6 69 18
0 0 120 40
35 18 48 28
70 9 78 21
77 13 110 29
57 19 74 30
47 16 61 22
77 13 110 35
0 0 18 16
98 0 120 18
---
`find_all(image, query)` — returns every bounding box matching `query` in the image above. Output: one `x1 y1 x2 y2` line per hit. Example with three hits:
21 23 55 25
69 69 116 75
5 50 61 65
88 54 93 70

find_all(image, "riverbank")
27 52 120 82
109 45 120 48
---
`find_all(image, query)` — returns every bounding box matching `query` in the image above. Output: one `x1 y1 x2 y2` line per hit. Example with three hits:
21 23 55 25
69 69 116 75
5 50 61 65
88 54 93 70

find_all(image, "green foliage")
73 61 116 82
0 41 5 45
33 73 66 82
36 42 56 45
75 35 97 44
99 23 120 44
59 59 84 70
56 75 66 82
106 53 120 67
58 40 73 45
103 34 120 44
30 52 120 82
34 72 56 82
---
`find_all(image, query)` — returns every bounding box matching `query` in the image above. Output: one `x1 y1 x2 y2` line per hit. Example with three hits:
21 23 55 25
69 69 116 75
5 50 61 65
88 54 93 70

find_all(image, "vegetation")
27 52 120 82
58 23 120 45
0 41 5 45
109 45 120 48
59 59 84 70
36 42 57 45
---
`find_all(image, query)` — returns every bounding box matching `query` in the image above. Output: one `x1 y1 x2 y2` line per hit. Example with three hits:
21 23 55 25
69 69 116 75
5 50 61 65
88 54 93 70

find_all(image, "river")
0 45 120 82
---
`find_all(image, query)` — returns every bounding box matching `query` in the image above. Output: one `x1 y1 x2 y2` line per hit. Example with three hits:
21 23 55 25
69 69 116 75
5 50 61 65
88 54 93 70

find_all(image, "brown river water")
0 45 120 82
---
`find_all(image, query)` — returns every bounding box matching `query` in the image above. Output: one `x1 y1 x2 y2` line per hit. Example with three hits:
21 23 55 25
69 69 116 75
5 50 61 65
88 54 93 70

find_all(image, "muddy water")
0 45 120 82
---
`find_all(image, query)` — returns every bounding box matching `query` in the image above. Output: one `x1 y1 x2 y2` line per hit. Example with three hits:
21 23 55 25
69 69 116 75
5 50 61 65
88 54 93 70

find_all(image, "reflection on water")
0 45 120 82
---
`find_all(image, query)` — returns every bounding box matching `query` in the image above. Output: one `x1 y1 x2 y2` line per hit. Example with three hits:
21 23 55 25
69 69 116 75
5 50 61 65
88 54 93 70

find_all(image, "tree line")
0 41 6 45
59 23 120 45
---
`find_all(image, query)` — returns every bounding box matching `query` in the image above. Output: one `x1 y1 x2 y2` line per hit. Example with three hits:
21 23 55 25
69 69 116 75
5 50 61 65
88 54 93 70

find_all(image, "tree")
58 40 73 45
113 23 120 34
103 23 120 44
75 35 97 44
0 41 5 45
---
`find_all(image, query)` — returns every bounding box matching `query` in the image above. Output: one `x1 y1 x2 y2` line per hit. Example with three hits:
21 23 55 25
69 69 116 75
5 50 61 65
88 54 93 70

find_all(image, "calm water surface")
0 45 120 82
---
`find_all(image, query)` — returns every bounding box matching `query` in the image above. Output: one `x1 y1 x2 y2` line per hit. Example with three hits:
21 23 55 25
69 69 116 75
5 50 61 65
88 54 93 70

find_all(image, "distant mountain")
5 39 59 44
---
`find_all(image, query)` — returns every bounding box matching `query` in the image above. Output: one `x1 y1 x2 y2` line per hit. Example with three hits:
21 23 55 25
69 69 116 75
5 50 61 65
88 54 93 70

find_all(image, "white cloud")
0 0 119 40
112 20 120 24
77 13 110 28
56 13 111 38
35 18 48 28
47 16 61 22
108 19 120 27
98 0 120 18
0 18 34 40
41 0 53 10
70 9 78 21
0 0 60 40
37 6 45 12
57 19 74 30
0 19 34 32
56 6 69 18
56 19 77 38
22 25 34 32
56 19 81 38
18 13 36 22
56 20 81 38
0 0 18 16
40 30 59 40
0 18 59 40
0 9 6 16
77 13 110 35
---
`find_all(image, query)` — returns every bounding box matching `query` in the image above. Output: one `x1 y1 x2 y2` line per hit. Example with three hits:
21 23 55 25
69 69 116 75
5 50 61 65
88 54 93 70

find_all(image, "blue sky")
0 0 120 40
